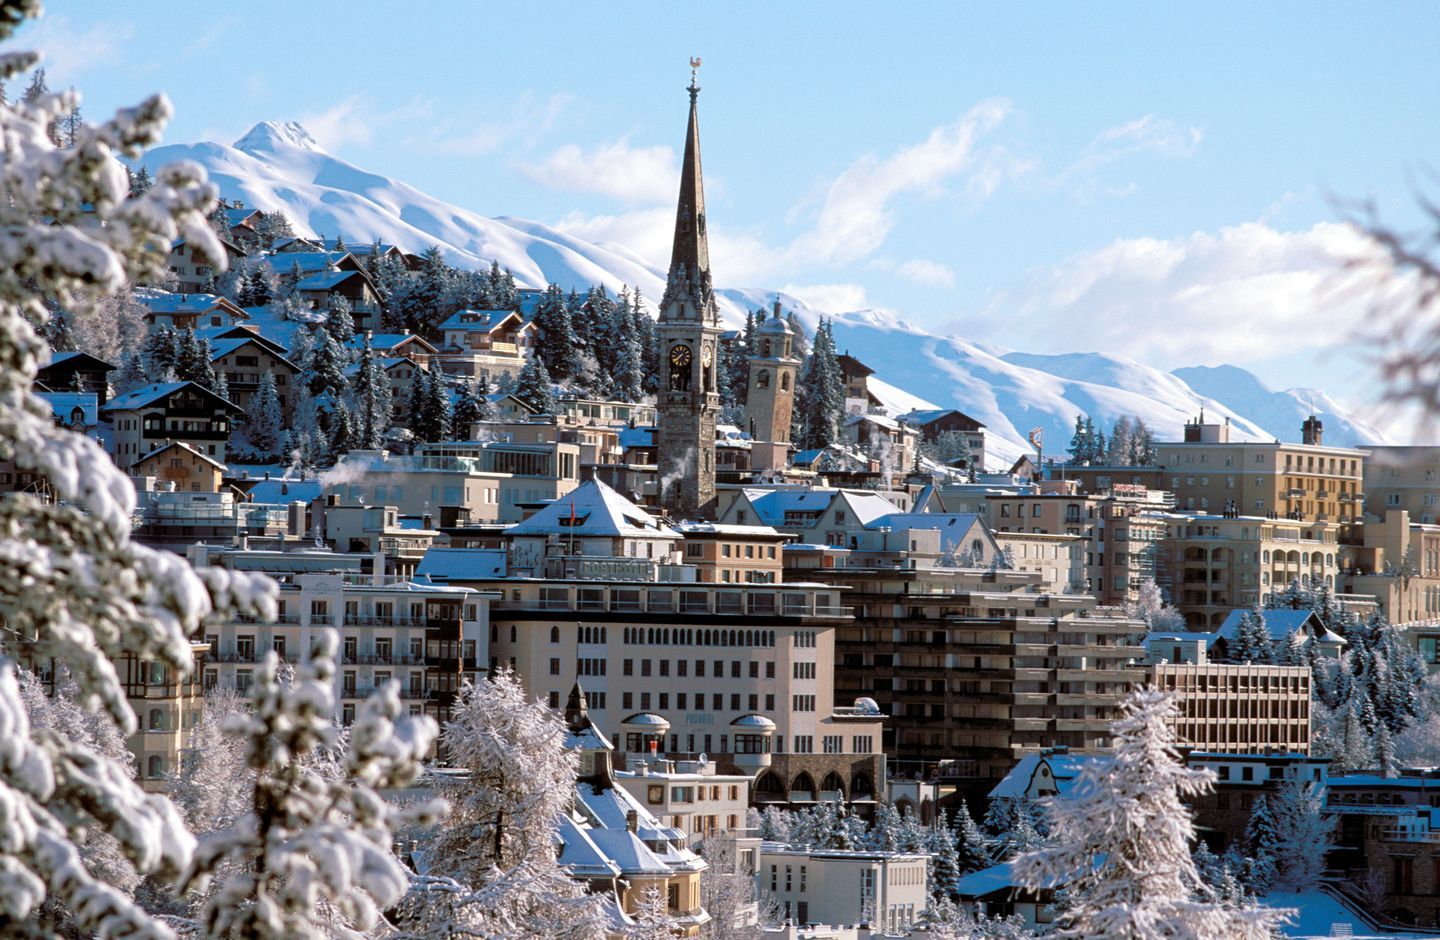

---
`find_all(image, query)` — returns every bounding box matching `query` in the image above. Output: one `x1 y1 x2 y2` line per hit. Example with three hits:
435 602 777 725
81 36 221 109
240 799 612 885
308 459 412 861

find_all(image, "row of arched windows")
754 770 873 798
622 626 775 648
549 626 609 644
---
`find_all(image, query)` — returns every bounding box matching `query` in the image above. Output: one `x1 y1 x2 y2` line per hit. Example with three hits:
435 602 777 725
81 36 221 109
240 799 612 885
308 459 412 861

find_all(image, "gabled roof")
36 391 99 425
343 357 411 377
195 324 290 358
988 752 1108 801
269 251 351 274
208 337 298 370
866 512 986 539
38 350 115 373
345 332 438 354
134 439 227 471
224 207 262 227
738 487 900 529
836 353 874 377
898 407 987 430
242 478 323 504
296 270 368 292
1214 608 1345 647
437 309 525 332
556 814 623 879
136 289 245 317
415 548 508 581
102 381 243 415
508 478 679 539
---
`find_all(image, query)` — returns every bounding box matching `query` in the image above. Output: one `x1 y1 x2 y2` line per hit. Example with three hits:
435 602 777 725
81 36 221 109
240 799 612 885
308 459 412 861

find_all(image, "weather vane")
689 56 702 90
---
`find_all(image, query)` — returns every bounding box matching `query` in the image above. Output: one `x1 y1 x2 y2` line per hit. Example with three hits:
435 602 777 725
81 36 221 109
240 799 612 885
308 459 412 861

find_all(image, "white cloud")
426 92 571 157
778 283 872 313
991 220 1397 367
298 95 380 150
552 207 675 266
896 258 957 289
522 139 677 204
786 99 1010 267
19 16 134 83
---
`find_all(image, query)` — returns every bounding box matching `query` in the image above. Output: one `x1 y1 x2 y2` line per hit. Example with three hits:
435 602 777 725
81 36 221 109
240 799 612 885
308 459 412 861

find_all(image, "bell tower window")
757 370 770 389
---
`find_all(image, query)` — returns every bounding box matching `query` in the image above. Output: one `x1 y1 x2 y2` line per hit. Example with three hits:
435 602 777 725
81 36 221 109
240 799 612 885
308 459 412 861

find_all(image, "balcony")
341 653 426 666
1379 827 1440 844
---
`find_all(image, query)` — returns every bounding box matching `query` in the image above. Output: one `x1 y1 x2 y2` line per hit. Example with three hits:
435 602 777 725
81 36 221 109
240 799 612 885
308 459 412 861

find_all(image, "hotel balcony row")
490 581 850 620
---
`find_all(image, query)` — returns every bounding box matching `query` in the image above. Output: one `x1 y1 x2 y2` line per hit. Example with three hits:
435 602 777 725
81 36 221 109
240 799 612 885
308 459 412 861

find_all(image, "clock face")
701 345 713 367
670 344 693 368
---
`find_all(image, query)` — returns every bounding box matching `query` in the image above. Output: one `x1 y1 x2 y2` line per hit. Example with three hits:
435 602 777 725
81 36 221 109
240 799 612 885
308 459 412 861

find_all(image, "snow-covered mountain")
144 121 1393 467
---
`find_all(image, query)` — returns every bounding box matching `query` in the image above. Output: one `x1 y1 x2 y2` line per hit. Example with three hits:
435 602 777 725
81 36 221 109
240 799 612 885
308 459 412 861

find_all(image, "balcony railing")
341 653 426 666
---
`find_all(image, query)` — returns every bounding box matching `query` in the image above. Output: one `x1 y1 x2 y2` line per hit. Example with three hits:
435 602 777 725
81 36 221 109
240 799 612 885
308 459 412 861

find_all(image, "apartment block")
1151 662 1312 754
759 844 928 934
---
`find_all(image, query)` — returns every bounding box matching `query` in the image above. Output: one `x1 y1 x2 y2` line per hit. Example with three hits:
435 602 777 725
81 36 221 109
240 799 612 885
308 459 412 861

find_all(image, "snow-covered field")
145 121 1394 466
1267 891 1439 939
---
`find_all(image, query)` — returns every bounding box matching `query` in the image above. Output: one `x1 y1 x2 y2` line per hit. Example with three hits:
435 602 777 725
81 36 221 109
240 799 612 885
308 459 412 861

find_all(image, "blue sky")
14 2 1440 412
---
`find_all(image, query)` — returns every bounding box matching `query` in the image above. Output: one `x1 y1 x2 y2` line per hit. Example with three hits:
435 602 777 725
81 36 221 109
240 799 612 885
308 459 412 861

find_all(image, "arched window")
756 370 770 389
509 626 516 643
781 372 791 391
600 627 607 643
147 755 163 778
791 772 816 797
761 339 772 357
754 772 785 799
820 772 845 798
148 708 163 731
551 626 560 643
851 771 874 796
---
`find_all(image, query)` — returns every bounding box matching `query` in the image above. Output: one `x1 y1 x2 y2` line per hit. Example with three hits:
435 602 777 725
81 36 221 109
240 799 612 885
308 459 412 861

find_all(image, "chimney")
626 810 638 833
1302 415 1324 447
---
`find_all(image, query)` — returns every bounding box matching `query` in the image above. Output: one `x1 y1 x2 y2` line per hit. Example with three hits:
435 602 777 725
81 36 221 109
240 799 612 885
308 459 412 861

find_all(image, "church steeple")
660 63 717 326
655 59 723 519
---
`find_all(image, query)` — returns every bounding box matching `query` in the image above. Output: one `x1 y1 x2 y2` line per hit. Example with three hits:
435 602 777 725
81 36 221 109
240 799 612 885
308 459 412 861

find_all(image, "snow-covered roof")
136 289 238 315
1214 608 1345 647
865 512 983 535
270 251 346 274
415 548 508 581
988 752 1108 801
135 439 227 470
955 858 1073 898
345 332 436 353
243 479 323 504
556 814 623 879
730 713 776 730
671 521 785 538
342 356 411 377
618 426 655 450
102 381 242 414
36 391 98 425
208 336 297 369
739 487 900 529
296 270 364 292
508 479 679 540
437 309 522 332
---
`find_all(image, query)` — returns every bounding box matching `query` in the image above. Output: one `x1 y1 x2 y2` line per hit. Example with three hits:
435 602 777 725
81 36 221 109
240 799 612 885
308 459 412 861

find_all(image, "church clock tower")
656 63 722 519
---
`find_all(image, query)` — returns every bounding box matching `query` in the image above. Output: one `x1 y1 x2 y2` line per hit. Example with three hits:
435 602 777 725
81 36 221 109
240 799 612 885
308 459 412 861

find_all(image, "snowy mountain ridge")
141 121 1393 466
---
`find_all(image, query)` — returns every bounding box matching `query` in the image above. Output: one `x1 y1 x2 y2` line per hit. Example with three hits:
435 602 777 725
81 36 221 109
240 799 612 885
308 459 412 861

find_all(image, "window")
549 658 560 676
823 735 843 754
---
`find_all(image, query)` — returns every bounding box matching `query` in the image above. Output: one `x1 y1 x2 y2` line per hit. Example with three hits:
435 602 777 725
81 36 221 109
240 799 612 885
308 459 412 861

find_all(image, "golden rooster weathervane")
689 56 702 92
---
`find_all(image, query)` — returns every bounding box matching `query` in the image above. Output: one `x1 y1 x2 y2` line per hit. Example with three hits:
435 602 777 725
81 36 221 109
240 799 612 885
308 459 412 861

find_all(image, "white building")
758 844 928 934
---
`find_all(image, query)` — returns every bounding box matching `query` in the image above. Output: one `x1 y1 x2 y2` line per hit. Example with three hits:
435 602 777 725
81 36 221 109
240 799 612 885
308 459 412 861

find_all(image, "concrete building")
1326 769 1440 927
788 547 1146 788
1159 511 1343 627
674 522 789 584
1363 446 1440 522
1151 662 1312 754
759 843 928 934
1157 413 1365 527
419 480 887 811
1346 509 1440 628
745 304 800 451
321 450 506 522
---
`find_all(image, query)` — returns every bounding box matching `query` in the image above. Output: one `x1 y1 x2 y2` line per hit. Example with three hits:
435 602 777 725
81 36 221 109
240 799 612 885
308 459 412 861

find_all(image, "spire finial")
688 56 702 100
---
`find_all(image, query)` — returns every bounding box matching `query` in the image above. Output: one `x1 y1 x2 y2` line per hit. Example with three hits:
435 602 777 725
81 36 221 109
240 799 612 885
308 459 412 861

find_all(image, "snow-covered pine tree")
1241 795 1279 894
1107 416 1134 465
420 367 453 442
303 327 347 401
533 282 581 380
349 333 392 449
324 292 355 347
929 811 964 899
795 318 845 450
144 323 180 382
253 210 293 251
611 294 646 403
1126 579 1185 633
177 630 441 938
402 670 605 938
954 800 992 874
1229 608 1275 664
758 805 791 843
1011 688 1287 939
514 355 557 416
1066 414 1087 464
451 377 486 432
0 20 281 933
245 369 284 458
213 368 230 404
405 361 428 432
1132 418 1157 465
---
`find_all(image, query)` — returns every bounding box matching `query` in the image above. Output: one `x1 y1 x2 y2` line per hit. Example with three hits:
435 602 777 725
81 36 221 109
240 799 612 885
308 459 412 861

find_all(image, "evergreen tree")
532 282 581 380
288 384 329 467
1013 689 1286 939
1229 608 1275 664
1242 795 1280 894
868 802 901 853
350 334 393 449
514 355 557 415
1133 417 1158 465
328 400 354 455
414 367 452 442
928 811 963 899
1083 417 1105 464
246 369 284 458
954 800 992 874
214 368 230 403
611 293 645 402
324 292 355 346
1067 414 1088 464
796 318 844 449
397 245 453 336
1107 415 1134 465
305 328 348 400
253 209 294 250
128 164 153 198
452 377 488 430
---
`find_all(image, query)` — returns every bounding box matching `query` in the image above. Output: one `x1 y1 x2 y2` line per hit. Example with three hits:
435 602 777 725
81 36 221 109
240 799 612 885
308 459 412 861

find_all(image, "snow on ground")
1266 890 1437 939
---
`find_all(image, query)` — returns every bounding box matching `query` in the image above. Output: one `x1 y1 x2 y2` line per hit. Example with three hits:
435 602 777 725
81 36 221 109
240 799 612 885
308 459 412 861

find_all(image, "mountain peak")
233 121 325 155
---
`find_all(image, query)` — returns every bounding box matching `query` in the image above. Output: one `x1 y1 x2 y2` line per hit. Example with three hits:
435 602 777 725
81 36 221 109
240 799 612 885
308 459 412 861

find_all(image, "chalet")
164 237 246 293
345 332 437 369
224 205 264 244
131 440 227 493
837 353 883 415
102 381 244 468
195 325 290 360
434 309 534 383
209 337 299 411
899 407 987 471
274 238 421 269
842 412 918 476
34 351 114 404
138 291 249 331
